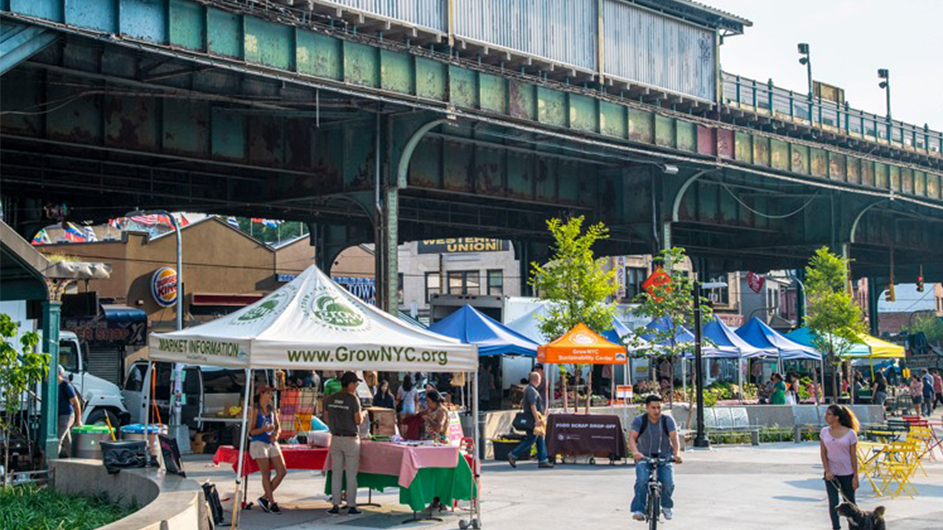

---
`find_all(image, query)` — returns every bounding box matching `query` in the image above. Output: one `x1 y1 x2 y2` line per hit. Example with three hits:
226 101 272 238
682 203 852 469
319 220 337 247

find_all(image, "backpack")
636 415 670 438
202 482 225 525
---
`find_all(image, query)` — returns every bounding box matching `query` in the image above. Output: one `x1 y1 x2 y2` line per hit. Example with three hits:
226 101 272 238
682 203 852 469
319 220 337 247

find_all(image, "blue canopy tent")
735 317 819 361
784 327 869 357
638 317 731 401
429 305 539 357
736 317 821 402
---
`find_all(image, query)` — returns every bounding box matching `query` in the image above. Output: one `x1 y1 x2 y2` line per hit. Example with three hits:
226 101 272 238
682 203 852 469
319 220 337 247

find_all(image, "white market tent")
149 265 480 527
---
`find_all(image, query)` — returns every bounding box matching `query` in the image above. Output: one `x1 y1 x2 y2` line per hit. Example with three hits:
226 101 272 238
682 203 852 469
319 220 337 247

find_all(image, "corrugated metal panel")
602 0 715 101
455 0 597 72
318 0 446 32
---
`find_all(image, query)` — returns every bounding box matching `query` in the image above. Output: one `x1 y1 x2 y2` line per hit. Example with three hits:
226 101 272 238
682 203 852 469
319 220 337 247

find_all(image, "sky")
707 0 942 131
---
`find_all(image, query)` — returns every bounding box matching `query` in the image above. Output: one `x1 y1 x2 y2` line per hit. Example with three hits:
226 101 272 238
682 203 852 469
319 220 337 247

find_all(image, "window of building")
425 272 442 303
624 267 647 300
447 270 480 295
487 270 504 295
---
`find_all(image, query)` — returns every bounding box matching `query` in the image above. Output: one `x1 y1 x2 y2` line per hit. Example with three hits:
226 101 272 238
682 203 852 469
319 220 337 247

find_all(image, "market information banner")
417 238 509 254
545 413 628 460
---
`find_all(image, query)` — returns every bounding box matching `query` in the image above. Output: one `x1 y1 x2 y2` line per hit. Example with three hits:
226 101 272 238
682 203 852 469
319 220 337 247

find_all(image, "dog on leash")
836 502 886 530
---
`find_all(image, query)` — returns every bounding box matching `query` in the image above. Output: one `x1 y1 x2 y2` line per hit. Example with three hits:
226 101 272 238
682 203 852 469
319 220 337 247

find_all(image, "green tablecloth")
324 455 475 512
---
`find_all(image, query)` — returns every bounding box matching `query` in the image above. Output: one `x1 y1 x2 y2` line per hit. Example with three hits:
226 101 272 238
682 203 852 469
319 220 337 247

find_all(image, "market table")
213 444 328 476
545 413 628 462
323 441 474 512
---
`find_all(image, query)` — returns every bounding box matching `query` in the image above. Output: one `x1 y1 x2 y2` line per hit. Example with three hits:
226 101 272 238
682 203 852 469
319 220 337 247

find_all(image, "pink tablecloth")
324 441 460 489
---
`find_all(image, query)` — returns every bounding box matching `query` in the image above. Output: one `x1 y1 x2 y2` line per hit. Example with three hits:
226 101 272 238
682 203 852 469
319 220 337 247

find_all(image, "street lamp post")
128 209 183 435
692 278 710 448
878 69 891 141
798 43 813 123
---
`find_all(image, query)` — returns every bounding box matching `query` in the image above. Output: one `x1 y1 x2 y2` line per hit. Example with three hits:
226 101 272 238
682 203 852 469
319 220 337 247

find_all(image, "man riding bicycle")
629 395 682 522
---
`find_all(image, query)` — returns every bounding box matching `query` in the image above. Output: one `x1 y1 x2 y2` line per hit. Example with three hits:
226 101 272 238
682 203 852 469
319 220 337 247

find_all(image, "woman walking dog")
820 405 859 530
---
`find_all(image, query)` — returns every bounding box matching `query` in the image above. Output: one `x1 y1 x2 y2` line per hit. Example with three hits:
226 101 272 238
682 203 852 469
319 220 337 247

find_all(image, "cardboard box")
365 407 398 437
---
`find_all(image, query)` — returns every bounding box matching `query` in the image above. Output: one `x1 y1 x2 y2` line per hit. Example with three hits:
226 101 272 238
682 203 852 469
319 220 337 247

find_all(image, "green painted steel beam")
1 0 942 208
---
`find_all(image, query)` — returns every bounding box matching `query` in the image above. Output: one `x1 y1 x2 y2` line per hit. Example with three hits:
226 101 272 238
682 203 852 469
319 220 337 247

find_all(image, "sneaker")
507 454 518 468
257 497 271 513
270 503 282 515
327 506 341 516
662 508 673 520
632 512 645 521
538 461 554 469
347 507 363 516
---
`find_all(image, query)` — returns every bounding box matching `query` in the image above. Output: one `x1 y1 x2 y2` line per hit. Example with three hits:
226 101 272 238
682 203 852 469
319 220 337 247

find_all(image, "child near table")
249 385 287 514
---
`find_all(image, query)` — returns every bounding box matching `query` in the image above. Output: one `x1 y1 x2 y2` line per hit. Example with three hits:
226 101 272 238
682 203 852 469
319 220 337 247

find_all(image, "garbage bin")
71 425 113 459
120 424 168 456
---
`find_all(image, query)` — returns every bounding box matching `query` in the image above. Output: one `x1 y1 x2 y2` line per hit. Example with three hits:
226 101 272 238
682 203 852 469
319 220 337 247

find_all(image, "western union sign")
417 238 509 254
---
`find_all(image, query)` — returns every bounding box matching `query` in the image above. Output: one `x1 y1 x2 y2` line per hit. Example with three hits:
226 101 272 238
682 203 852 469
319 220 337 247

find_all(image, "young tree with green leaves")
530 216 617 413
804 246 867 402
0 314 49 487
628 247 712 407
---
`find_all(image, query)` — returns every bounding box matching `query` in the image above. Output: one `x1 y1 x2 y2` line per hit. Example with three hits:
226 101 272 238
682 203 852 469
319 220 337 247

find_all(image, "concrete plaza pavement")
184 441 943 529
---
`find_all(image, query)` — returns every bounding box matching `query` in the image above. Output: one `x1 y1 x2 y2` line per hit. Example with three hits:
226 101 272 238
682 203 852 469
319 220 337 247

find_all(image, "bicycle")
639 454 676 530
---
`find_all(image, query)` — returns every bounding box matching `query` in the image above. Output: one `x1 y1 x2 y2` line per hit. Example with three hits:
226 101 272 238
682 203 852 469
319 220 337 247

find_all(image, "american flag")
130 214 171 226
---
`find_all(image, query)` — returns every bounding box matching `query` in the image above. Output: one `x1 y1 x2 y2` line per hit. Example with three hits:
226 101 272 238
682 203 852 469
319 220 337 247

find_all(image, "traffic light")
917 265 924 292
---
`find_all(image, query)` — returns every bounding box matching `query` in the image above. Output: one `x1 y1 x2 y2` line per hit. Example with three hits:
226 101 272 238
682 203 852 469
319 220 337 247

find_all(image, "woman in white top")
396 374 420 415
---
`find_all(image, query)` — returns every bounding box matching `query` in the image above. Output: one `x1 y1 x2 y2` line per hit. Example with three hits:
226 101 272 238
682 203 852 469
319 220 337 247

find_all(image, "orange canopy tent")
538 323 628 365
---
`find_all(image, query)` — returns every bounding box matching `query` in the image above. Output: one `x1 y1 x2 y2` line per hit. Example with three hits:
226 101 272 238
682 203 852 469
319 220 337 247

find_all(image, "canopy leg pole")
232 369 253 530
472 371 482 527
144 360 153 459
737 359 743 404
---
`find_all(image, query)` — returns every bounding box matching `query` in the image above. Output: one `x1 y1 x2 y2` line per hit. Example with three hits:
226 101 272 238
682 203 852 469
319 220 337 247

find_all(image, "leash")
827 478 857 506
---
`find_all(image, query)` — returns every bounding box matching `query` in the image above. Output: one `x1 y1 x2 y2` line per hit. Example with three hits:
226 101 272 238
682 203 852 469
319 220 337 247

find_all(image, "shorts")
249 440 283 460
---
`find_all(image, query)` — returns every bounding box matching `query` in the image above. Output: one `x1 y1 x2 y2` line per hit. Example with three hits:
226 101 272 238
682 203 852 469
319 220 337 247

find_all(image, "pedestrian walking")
921 369 935 417
508 371 552 469
325 372 365 516
249 385 287 514
933 370 943 411
57 366 83 457
910 376 924 417
820 405 859 530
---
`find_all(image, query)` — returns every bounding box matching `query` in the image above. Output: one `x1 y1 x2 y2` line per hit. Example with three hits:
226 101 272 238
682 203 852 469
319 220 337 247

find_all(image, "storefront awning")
100 304 148 323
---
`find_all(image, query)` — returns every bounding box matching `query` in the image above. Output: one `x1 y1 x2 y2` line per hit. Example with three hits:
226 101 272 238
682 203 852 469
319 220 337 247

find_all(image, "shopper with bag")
508 371 553 469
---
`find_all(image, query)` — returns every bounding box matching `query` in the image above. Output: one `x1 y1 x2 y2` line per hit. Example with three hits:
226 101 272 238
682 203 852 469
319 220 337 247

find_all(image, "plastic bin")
491 437 529 462
120 424 168 456
72 424 113 459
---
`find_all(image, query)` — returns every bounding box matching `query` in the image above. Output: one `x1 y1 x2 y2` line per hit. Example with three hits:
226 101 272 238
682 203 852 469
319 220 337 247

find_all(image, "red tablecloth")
213 444 328 477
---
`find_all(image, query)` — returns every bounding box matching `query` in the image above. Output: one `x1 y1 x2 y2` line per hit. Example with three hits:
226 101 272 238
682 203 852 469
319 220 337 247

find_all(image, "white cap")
58 365 67 377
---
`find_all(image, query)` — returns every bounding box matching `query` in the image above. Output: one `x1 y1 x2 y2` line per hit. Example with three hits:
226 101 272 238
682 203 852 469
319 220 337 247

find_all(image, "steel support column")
39 299 61 461
381 188 399 313
867 277 881 337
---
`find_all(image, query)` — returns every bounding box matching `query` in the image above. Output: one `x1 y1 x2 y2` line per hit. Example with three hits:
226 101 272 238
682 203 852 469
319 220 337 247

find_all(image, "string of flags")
251 218 283 228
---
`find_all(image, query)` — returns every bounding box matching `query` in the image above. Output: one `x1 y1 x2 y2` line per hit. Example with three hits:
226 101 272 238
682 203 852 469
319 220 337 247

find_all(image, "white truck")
1 301 130 425
56 330 131 426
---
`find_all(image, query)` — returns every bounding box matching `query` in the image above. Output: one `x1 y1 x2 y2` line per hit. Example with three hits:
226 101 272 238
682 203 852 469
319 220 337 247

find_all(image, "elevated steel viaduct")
1 0 941 316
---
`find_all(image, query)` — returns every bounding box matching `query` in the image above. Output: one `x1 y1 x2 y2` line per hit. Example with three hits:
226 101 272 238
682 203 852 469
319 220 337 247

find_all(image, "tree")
627 247 712 407
804 247 867 402
908 314 943 345
0 314 49 488
530 216 617 413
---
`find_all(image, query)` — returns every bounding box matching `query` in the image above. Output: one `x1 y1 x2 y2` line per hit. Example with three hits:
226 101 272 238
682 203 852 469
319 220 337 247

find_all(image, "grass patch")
0 484 135 530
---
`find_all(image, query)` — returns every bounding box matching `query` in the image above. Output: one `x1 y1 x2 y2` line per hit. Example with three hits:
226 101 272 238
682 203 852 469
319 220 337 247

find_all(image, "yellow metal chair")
878 441 919 498
856 441 887 495
905 427 933 477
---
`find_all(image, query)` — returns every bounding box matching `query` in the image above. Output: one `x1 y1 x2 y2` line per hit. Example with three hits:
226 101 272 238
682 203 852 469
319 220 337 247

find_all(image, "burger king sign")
151 267 178 307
